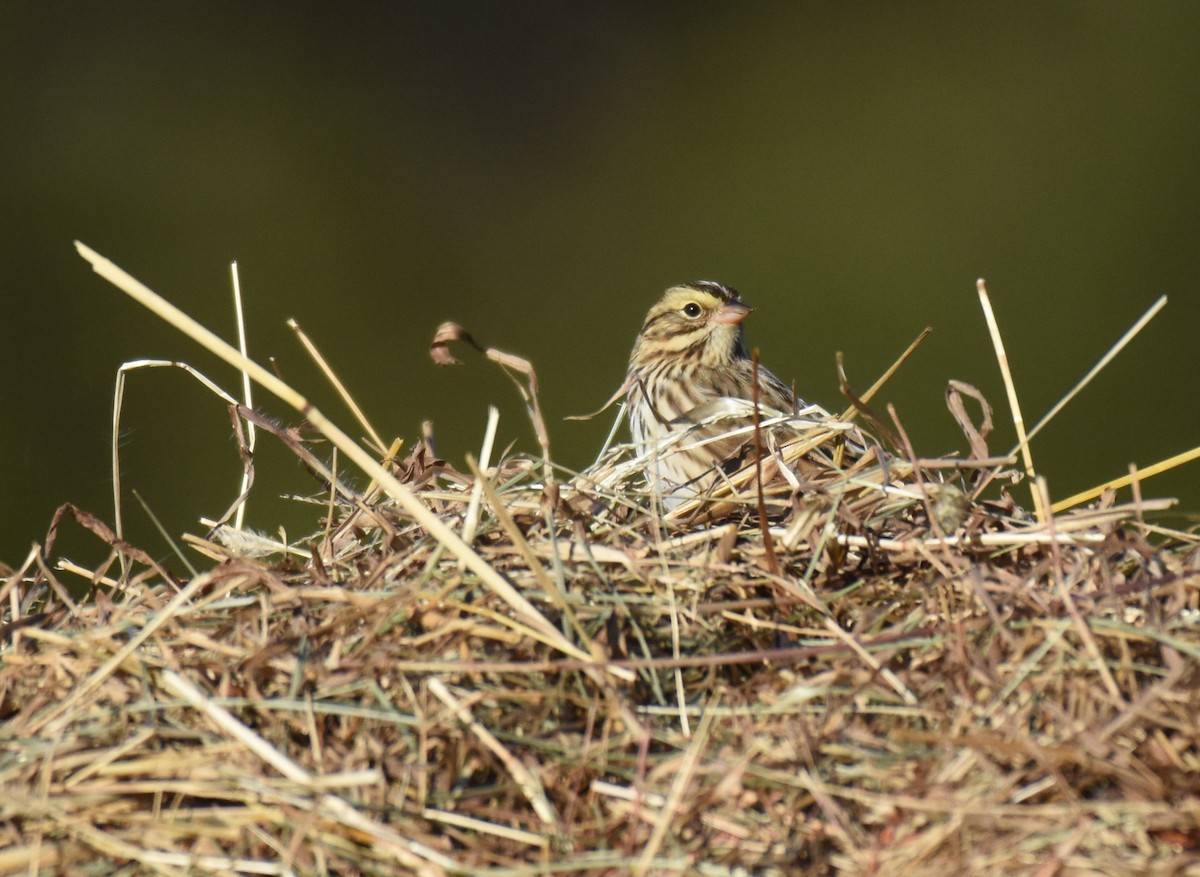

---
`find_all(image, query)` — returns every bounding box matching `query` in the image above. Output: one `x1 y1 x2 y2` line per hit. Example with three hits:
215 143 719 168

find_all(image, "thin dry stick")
132 489 198 577
77 242 610 678
887 402 944 539
289 318 386 453
1051 444 1200 513
231 261 256 531
1 546 43 653
324 446 340 548
420 808 549 848
977 279 1044 521
459 405 500 552
665 574 689 737
1015 295 1167 453
1129 461 1145 525
838 326 932 420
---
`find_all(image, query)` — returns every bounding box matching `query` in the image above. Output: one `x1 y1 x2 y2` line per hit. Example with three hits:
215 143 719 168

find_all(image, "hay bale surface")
3 424 1199 877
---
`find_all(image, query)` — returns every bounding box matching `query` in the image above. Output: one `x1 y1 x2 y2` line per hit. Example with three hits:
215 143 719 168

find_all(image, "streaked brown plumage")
626 280 805 497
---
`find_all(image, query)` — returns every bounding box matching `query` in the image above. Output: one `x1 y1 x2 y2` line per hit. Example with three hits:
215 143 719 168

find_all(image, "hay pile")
2 411 1198 876
3 246 1198 875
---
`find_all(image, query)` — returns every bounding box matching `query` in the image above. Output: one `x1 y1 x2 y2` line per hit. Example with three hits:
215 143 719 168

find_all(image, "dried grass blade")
977 279 1044 520
289 317 385 452
459 406 499 552
838 351 900 447
945 380 994 462
1016 295 1167 453
420 808 549 848
230 260 256 531
1 544 40 608
838 325 931 419
131 489 197 577
665 576 689 736
1051 444 1200 513
444 599 590 661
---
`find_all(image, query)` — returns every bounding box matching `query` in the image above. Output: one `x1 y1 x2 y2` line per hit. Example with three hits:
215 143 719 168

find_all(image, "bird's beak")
712 301 752 325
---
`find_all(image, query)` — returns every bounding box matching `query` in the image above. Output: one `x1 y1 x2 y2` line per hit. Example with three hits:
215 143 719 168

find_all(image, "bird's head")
630 280 752 369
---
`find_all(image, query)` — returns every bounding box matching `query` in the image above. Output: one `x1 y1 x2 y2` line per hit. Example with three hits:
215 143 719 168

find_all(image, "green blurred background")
3 3 1198 571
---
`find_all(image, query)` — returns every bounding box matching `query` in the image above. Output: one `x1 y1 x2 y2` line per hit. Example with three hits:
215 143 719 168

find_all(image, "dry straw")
1 247 1198 876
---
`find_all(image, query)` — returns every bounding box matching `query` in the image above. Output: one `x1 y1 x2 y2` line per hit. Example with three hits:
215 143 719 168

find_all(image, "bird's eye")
682 303 702 318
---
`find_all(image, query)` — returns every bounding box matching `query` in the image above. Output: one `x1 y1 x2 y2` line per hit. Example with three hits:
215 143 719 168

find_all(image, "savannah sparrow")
626 280 808 498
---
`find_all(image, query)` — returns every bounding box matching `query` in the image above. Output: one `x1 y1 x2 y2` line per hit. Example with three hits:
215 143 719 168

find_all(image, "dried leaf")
429 320 485 366
946 379 993 461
